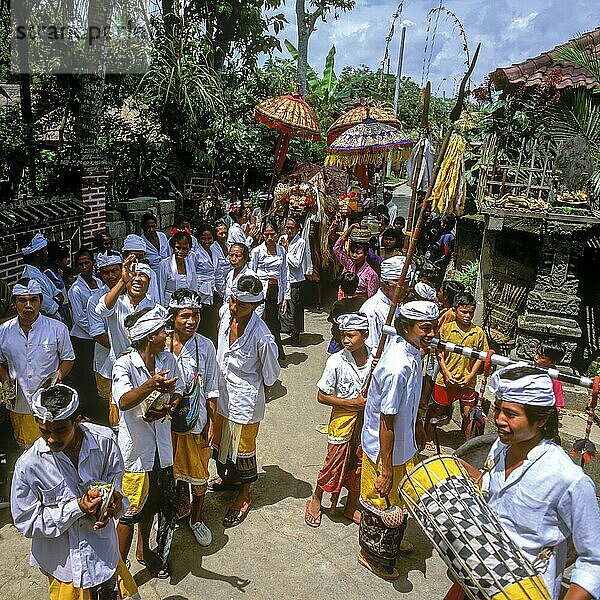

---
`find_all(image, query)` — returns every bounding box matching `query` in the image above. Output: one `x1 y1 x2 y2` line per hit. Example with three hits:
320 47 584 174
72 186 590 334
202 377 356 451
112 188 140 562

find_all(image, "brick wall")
0 219 83 286
81 172 108 246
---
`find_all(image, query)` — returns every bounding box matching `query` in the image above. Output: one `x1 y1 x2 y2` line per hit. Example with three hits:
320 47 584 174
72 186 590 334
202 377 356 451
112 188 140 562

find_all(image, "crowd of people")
1 196 600 600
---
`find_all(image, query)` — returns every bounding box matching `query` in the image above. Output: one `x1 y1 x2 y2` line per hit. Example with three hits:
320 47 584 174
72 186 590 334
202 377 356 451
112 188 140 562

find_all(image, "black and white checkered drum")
399 455 551 600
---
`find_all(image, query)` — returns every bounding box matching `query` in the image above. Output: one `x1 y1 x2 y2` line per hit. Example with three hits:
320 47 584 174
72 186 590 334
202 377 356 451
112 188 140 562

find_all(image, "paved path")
0 309 453 600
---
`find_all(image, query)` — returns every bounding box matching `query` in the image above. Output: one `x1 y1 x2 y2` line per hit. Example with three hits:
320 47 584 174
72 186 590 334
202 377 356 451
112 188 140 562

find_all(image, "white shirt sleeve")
11 458 83 539
257 334 280 388
377 365 406 416
67 285 89 335
281 251 291 301
202 340 219 399
111 357 134 408
157 258 170 307
57 323 76 361
87 295 106 338
316 355 338 395
250 247 259 273
558 475 600 597
286 237 305 270
95 294 115 318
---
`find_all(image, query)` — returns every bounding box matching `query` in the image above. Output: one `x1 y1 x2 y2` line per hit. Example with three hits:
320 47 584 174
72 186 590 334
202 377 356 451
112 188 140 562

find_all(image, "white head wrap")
12 280 43 296
122 234 146 252
22 232 48 255
169 290 202 309
336 312 369 331
399 300 439 321
96 252 123 268
31 384 79 424
231 282 264 303
133 262 152 279
127 305 169 342
490 364 555 407
380 255 415 282
414 282 437 301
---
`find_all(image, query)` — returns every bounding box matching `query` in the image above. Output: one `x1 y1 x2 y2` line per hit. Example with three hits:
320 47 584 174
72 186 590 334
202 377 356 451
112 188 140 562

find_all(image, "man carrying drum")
456 365 600 600
358 300 439 580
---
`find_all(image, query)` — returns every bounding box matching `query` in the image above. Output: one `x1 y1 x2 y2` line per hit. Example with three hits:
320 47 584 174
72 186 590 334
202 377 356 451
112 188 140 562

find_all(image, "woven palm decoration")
325 118 414 168
255 92 321 141
327 104 402 145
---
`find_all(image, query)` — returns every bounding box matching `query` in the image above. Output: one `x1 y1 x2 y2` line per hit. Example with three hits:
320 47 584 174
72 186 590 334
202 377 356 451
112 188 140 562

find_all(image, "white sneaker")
190 520 212 546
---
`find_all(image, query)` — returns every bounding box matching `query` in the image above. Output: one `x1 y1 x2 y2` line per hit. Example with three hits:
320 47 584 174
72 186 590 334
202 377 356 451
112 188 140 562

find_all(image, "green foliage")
453 260 479 293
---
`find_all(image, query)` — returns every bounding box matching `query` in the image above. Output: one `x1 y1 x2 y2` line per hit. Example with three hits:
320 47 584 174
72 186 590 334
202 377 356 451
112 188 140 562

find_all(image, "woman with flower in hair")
226 202 259 249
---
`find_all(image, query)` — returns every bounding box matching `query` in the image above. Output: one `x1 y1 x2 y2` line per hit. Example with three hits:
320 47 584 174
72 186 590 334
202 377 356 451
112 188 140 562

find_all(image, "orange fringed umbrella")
327 104 402 145
255 91 321 175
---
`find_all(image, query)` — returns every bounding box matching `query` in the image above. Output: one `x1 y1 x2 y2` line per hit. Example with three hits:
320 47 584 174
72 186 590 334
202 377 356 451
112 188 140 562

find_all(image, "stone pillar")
81 172 108 246
515 224 583 365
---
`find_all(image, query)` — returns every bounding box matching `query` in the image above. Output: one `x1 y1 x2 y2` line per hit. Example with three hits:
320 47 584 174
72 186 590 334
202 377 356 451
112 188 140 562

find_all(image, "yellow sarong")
172 432 211 487
360 452 417 513
48 558 139 599
10 412 39 447
121 472 149 518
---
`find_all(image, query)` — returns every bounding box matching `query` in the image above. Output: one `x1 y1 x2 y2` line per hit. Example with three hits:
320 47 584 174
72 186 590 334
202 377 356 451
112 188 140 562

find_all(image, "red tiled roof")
490 27 600 91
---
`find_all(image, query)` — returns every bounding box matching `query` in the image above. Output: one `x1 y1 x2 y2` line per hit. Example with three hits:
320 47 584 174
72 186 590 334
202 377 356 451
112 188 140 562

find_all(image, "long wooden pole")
365 43 481 389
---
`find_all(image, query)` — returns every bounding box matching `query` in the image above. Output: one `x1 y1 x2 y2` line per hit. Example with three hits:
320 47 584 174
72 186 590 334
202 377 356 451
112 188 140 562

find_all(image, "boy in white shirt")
305 313 371 528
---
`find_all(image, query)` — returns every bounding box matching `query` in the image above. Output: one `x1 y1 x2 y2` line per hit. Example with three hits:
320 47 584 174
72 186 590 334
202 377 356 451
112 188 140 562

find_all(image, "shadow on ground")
282 351 308 367
266 380 287 403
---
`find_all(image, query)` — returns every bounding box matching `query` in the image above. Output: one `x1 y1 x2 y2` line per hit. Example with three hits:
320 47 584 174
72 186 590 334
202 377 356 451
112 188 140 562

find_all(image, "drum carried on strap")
399 455 551 600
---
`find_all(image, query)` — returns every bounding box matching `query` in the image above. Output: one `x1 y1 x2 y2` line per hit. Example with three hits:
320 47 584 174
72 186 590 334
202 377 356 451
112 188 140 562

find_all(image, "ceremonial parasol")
327 104 402 145
255 91 321 175
324 117 415 168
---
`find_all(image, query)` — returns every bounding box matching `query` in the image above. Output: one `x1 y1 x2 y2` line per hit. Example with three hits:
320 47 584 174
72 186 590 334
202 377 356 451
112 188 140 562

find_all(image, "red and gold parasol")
327 104 402 145
255 91 321 175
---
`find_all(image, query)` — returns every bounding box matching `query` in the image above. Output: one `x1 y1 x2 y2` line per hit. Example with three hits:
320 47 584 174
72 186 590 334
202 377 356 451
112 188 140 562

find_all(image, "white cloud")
511 11 539 30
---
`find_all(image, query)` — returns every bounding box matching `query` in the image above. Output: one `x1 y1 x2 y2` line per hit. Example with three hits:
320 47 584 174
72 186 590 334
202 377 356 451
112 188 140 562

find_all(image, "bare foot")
308 496 321 517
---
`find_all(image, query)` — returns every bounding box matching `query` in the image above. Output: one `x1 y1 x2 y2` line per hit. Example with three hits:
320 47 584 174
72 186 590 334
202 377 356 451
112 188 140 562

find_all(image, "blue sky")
268 1 598 96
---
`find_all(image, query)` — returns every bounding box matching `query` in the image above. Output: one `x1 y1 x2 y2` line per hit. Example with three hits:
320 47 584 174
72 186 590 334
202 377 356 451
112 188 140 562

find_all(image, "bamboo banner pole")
364 44 481 392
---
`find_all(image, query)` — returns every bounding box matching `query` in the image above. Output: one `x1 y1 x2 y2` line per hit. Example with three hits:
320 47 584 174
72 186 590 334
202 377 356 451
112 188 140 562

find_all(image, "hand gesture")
374 471 393 497
121 254 137 284
78 489 102 517
93 490 123 529
148 370 177 394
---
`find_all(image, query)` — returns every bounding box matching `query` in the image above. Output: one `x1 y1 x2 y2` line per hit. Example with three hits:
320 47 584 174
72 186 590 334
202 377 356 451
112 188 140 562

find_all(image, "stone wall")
81 173 108 246
106 196 175 249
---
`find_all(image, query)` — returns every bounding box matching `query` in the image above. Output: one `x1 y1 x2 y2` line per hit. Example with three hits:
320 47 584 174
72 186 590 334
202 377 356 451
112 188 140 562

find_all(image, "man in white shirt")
20 232 62 319
113 305 183 579
10 383 139 600
457 365 600 600
0 279 75 448
67 248 102 421
87 251 123 426
360 256 415 353
212 275 280 528
95 255 155 363
358 300 438 581
121 234 161 304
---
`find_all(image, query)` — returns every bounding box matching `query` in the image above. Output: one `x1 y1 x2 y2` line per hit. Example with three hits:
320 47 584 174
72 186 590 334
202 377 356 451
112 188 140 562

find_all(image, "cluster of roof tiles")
490 27 600 92
0 198 86 232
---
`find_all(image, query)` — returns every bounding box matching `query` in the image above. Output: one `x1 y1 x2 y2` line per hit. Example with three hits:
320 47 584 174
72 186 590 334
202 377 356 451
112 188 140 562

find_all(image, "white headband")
127 305 169 342
122 234 146 252
133 262 152 279
31 384 79 423
169 290 202 309
231 283 264 303
414 282 437 301
490 364 555 408
336 312 369 331
22 232 48 255
96 252 123 268
399 300 439 321
12 280 43 296
380 255 415 282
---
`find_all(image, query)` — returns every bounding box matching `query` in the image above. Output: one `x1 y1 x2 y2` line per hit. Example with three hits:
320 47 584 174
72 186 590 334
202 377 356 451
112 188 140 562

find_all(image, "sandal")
223 505 250 528
304 498 322 528
357 551 399 580
156 565 170 580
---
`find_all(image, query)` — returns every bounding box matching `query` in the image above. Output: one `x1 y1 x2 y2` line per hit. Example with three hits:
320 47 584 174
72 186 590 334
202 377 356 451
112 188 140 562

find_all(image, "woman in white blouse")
223 243 256 303
141 213 171 273
279 217 310 344
210 221 232 299
193 224 223 345
250 222 289 361
226 203 259 248
157 231 197 307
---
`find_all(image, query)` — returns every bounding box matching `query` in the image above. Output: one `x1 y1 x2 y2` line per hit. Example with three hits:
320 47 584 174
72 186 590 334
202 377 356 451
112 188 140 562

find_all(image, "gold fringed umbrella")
327 104 402 145
325 118 414 168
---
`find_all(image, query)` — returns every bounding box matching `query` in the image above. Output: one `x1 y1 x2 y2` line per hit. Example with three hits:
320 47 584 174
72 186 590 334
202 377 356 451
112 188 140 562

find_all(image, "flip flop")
357 551 399 581
304 498 322 528
208 478 242 492
223 505 250 528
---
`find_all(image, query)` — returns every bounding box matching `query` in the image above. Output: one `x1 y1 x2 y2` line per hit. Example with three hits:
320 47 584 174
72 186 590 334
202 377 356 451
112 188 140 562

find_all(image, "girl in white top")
141 213 171 273
213 275 280 528
157 231 198 307
167 289 218 547
250 222 290 360
210 221 232 298
458 365 600 600
193 224 225 345
226 203 259 248
223 243 257 304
